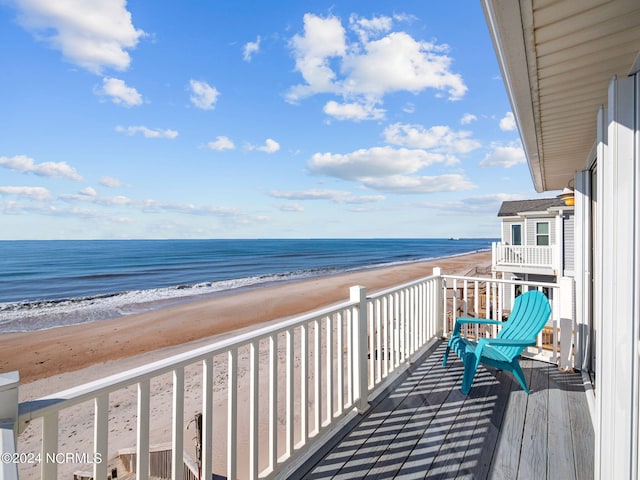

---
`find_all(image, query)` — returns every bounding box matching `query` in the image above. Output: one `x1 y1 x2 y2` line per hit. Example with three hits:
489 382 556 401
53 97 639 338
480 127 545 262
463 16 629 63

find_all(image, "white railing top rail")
18 295 358 427
367 271 441 299
494 243 555 248
442 274 559 289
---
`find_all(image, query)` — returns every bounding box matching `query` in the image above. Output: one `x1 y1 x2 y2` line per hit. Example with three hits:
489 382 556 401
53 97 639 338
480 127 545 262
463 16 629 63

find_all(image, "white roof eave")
482 0 545 192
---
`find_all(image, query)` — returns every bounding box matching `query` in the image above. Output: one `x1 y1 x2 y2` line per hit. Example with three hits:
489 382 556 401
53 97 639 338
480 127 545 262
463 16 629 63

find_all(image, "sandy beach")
3 250 490 386
6 251 490 479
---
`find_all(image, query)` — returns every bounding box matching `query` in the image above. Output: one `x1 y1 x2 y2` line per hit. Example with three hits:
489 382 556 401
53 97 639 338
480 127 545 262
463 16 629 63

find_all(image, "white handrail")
6 270 572 480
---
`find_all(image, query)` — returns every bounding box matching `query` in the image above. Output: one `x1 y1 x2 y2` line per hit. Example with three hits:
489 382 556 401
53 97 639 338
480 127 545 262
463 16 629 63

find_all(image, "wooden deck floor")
293 341 594 480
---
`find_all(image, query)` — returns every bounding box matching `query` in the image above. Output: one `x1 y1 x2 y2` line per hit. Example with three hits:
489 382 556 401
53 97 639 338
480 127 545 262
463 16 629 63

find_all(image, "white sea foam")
0 248 489 333
0 269 335 333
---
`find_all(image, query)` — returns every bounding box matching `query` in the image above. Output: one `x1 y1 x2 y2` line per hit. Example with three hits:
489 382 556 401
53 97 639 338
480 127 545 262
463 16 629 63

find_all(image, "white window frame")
511 223 523 245
535 221 550 246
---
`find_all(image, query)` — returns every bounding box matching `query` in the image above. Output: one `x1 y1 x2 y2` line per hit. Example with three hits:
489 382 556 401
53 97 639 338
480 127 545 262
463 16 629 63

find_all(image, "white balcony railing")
1 270 574 480
492 242 556 268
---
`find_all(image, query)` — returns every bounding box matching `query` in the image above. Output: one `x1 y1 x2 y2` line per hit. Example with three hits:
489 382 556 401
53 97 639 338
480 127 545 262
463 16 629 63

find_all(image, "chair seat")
447 335 511 364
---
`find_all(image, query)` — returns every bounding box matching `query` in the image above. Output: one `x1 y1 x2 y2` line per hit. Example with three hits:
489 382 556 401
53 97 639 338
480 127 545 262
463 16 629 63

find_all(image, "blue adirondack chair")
442 290 551 394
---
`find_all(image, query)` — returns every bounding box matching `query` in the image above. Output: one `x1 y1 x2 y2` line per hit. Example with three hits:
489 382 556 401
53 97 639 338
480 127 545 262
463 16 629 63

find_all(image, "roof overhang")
482 0 640 192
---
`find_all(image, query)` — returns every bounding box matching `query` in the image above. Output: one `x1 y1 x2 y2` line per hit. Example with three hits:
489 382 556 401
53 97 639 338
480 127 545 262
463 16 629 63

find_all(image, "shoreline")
1 250 491 385
0 247 491 334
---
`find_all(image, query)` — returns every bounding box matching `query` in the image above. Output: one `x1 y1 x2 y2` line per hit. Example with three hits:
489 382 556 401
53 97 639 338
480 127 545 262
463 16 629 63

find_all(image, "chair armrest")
452 318 503 336
455 318 503 326
478 338 536 348
473 337 537 368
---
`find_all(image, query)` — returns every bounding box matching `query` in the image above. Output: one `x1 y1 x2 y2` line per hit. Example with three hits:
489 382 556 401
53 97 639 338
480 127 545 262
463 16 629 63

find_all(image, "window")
536 222 550 246
511 224 522 245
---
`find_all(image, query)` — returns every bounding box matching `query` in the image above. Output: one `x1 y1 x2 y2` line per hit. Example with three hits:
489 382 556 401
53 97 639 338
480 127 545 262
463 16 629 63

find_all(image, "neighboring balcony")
492 242 560 277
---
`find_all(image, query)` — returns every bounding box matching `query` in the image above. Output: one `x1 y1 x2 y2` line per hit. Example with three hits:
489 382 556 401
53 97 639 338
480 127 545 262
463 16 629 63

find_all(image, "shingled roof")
498 198 568 217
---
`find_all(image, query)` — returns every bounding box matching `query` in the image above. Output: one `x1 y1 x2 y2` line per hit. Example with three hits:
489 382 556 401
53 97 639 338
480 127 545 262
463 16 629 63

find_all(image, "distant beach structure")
0 238 494 333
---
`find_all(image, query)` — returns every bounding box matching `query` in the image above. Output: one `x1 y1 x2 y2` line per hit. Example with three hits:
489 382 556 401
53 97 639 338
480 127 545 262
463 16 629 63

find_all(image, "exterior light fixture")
557 180 575 206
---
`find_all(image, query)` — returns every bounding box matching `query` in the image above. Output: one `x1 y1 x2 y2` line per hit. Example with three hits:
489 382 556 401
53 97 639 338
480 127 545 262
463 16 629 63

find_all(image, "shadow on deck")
293 341 594 480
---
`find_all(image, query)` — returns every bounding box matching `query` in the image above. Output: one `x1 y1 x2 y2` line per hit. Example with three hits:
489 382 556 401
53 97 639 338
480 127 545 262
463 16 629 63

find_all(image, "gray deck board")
548 364 577 480
295 341 594 480
518 360 549 479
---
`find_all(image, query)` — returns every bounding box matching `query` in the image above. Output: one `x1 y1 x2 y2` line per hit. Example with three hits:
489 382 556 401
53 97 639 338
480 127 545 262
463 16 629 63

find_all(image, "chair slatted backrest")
495 290 552 360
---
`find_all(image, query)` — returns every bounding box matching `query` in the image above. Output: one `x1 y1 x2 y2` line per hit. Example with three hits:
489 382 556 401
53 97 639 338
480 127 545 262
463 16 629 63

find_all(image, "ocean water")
0 238 494 333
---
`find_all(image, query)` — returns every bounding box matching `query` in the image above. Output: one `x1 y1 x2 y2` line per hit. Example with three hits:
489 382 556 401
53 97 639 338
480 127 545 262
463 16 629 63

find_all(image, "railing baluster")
346 310 353 408
368 303 374 389
452 278 458 335
286 329 294 456
325 316 333 422
227 348 238 480
375 299 382 383
94 394 108 480
382 295 389 378
137 379 150 480
249 341 259 480
394 292 400 367
314 319 322 433
474 281 480 339
399 290 406 360
268 334 277 471
417 285 422 350
301 323 309 444
336 313 343 416
201 357 214 480
172 367 184 480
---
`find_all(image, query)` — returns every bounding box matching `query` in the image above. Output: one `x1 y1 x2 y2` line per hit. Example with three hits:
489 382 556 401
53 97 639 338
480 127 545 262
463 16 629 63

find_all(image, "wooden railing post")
0 372 19 480
350 286 369 413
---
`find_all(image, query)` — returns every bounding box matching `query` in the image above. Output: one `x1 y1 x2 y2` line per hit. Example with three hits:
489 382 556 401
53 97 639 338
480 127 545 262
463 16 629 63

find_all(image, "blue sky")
0 0 548 240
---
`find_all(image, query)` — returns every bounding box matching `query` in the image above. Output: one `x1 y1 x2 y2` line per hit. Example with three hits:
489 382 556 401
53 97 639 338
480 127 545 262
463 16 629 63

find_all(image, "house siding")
563 214 575 273
501 220 520 243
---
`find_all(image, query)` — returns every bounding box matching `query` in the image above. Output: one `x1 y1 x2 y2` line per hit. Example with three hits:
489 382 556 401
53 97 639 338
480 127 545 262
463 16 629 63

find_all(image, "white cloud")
481 143 526 168
461 113 477 125
256 138 280 153
100 176 125 188
323 100 385 121
415 193 526 214
287 13 346 100
268 189 384 204
384 123 481 154
189 79 219 110
79 187 97 197
60 191 132 206
0 186 52 201
342 32 466 99
308 146 444 181
362 174 476 194
287 14 467 110
349 14 393 43
11 0 144 74
402 103 415 114
0 155 83 181
499 112 517 131
206 136 236 151
243 36 261 62
115 125 179 139
97 77 142 106
277 203 304 212
268 189 348 201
